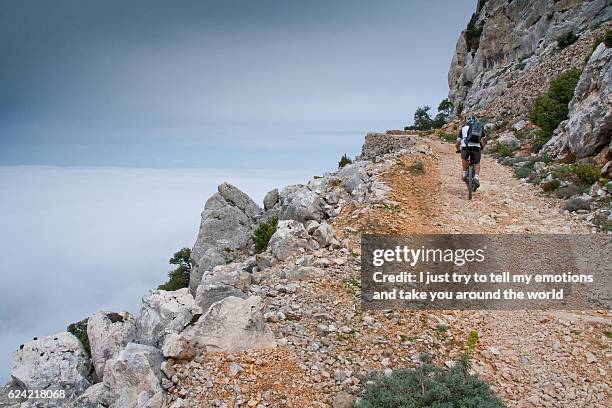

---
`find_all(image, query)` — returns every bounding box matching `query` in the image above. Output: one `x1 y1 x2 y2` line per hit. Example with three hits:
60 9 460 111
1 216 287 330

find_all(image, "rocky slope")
449 0 610 118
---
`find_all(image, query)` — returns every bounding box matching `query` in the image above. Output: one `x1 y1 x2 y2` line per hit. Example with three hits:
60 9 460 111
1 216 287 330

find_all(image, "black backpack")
466 121 484 144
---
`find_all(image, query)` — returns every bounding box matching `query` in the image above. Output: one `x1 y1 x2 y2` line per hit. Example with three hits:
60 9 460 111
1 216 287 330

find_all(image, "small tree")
338 153 352 168
252 217 278 253
414 106 433 131
67 318 90 357
438 98 453 116
605 30 612 47
158 247 193 291
557 31 579 49
465 13 484 52
529 68 581 147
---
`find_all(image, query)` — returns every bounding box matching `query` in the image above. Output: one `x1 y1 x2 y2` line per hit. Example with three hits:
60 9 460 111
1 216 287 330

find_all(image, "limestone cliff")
448 0 611 118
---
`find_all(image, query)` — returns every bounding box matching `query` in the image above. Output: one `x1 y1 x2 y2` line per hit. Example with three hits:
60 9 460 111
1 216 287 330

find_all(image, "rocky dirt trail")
168 136 610 408
338 136 610 407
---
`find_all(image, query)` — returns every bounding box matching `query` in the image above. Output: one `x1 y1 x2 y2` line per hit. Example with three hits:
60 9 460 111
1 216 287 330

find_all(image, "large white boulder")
162 296 276 358
496 131 521 151
136 288 201 347
278 185 326 223
99 343 166 408
268 220 317 261
189 183 262 292
87 311 136 381
566 43 612 158
10 332 91 398
194 262 249 314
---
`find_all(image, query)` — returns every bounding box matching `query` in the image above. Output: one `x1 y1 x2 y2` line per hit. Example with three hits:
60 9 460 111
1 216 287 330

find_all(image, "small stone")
228 362 243 377
316 324 329 336
332 391 354 408
334 369 347 382
585 352 598 364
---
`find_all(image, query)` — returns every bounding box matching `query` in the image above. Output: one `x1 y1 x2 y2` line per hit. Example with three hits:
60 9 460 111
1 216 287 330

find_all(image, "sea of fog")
0 130 365 382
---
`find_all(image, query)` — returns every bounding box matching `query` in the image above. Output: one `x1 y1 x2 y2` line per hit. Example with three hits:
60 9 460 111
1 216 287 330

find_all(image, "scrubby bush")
338 153 352 168
571 162 600 186
555 184 583 199
409 160 425 174
492 143 513 158
252 217 278 253
605 30 612 48
67 318 90 357
158 247 193 291
465 13 484 52
564 197 591 212
557 31 579 49
541 179 561 192
438 132 457 143
358 331 504 408
515 166 534 179
528 69 581 148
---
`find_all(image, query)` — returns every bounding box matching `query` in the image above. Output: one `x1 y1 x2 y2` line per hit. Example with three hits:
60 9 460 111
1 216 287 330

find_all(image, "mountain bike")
457 149 478 200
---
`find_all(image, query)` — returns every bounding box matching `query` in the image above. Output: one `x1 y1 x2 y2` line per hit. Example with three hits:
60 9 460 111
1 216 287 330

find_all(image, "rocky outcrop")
136 289 201 347
194 261 251 314
10 332 91 397
358 132 415 161
99 343 166 408
566 43 612 158
277 185 327 223
268 220 318 261
87 311 136 381
542 43 611 160
448 0 611 117
189 183 262 292
161 296 276 358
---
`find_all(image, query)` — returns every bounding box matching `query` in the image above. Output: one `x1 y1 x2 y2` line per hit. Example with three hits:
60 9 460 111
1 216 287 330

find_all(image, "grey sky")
0 0 475 167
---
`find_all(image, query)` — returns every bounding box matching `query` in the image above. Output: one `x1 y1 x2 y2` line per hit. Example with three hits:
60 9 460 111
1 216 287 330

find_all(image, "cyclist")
455 116 487 190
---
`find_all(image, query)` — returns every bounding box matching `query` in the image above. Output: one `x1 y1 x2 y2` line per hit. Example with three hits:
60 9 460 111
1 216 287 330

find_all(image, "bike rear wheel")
468 164 474 200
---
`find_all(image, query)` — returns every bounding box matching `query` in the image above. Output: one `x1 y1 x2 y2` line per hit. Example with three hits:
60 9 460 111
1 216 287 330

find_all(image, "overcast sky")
0 0 476 382
0 0 474 167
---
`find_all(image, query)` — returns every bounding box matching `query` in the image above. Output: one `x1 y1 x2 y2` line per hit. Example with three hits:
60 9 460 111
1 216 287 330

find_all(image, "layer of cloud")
0 165 309 382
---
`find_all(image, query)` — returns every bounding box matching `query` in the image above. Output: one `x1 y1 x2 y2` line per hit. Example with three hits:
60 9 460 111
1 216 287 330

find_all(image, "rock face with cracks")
162 296 276 358
189 182 262 293
136 288 201 348
87 310 136 381
10 332 91 397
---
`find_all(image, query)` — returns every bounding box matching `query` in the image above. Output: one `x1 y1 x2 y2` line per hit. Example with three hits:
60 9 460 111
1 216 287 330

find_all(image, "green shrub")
605 30 612 48
564 197 591 212
493 143 513 158
338 153 352 168
465 13 484 52
67 318 90 357
529 69 581 142
439 132 457 143
358 331 504 408
542 179 561 192
555 183 584 199
571 162 600 185
515 166 534 179
409 160 425 174
557 31 579 49
158 247 193 291
252 217 278 253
